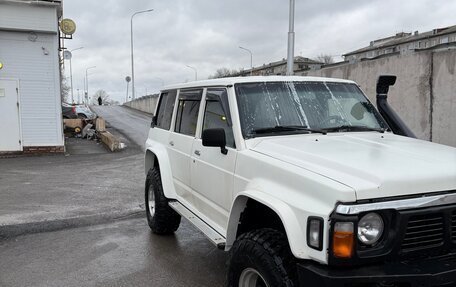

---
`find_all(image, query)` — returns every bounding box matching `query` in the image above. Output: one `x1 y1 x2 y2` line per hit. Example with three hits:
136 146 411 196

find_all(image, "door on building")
0 79 22 151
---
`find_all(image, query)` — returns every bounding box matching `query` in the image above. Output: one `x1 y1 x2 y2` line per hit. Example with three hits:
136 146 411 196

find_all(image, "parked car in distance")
144 76 456 287
62 103 96 119
61 103 77 119
74 104 97 119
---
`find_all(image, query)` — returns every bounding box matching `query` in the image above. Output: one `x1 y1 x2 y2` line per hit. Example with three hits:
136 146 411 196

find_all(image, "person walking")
98 95 102 106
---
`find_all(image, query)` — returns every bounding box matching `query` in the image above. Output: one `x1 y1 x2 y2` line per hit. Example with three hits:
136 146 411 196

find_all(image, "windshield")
235 81 388 138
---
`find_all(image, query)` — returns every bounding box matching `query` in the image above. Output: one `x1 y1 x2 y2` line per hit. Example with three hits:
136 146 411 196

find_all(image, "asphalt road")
0 105 228 286
0 218 227 287
91 105 152 150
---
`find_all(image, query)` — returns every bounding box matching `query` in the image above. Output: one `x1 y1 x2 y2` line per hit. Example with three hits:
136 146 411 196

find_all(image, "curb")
0 208 145 239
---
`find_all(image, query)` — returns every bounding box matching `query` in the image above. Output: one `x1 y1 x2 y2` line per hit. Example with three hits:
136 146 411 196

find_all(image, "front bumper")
297 255 456 287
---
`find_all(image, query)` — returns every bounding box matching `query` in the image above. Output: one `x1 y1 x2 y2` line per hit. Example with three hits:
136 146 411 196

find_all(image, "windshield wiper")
322 125 387 133
250 125 327 136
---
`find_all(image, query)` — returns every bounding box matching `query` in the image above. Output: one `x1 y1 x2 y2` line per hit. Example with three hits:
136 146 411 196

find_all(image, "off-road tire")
227 228 297 287
145 167 181 234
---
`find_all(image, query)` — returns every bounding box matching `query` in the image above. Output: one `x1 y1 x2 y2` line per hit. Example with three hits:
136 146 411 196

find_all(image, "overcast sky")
63 0 456 103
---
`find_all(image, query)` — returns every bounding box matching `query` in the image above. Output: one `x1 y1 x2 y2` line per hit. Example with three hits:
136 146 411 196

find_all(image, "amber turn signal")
333 222 354 258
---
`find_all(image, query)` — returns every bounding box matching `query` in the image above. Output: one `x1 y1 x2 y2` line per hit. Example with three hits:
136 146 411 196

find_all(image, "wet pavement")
0 218 227 287
0 105 228 286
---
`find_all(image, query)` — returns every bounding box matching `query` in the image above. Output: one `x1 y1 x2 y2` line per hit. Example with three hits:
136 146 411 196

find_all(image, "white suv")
144 76 456 287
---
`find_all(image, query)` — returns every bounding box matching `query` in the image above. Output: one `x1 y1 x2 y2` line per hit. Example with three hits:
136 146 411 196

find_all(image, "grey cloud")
63 0 456 103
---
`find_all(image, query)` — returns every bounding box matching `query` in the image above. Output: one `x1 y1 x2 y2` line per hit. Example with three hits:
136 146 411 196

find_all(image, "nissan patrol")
144 76 456 286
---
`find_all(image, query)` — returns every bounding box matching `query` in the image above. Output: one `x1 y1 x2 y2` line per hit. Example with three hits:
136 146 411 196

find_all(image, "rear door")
0 79 22 151
167 89 203 207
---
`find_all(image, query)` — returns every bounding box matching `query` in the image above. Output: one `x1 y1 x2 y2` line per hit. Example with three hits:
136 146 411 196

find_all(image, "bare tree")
209 67 239 79
91 89 115 105
61 77 71 103
314 54 334 64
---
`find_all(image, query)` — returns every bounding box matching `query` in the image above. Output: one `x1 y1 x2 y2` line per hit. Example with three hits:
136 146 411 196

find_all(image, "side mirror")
202 128 228 155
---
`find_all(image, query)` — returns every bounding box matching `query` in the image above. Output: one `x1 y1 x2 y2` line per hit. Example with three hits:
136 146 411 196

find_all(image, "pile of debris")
63 118 124 152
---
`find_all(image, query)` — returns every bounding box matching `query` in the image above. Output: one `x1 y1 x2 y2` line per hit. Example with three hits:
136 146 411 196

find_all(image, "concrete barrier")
124 94 158 114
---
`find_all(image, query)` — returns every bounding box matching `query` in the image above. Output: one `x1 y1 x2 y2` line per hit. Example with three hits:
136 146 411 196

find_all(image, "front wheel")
145 167 181 234
227 229 297 287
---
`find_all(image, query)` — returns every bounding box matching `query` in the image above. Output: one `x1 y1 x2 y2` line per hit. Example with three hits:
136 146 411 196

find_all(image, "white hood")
250 133 456 200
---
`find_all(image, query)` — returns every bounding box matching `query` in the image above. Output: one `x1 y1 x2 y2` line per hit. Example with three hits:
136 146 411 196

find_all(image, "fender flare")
225 190 308 259
144 143 177 199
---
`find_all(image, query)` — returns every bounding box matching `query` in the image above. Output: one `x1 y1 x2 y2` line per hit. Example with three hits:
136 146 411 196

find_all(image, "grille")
452 211 456 241
401 213 444 252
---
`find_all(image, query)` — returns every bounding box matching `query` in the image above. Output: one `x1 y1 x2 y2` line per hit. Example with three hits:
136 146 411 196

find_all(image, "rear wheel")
228 228 297 287
145 167 181 234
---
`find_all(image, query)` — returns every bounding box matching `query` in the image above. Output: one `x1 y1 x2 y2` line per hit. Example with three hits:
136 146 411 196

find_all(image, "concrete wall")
124 95 158 114
432 50 456 146
301 49 456 147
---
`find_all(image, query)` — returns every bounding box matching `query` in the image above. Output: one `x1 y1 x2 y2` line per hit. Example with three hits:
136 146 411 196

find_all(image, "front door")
0 79 22 151
191 88 237 233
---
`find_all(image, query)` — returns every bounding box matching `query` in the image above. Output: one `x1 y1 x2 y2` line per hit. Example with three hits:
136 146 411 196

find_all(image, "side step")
168 201 226 249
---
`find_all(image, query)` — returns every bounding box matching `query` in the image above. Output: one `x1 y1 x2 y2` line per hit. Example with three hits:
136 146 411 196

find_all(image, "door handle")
169 141 174 146
194 150 201 156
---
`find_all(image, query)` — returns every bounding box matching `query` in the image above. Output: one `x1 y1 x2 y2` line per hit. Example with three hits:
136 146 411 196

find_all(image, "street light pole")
186 65 197 81
131 9 154 100
85 66 96 103
239 46 253 76
69 47 83 104
286 0 295 75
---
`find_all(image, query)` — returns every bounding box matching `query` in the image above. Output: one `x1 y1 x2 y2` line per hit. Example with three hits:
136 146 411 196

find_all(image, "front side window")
174 89 203 136
235 81 388 138
203 89 235 148
155 90 177 130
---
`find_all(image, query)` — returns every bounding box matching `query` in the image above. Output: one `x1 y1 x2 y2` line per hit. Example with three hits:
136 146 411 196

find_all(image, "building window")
385 48 393 54
408 43 414 50
440 37 449 44
425 41 429 48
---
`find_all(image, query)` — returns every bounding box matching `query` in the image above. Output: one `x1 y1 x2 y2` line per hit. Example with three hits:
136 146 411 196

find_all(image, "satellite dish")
60 19 77 35
125 76 131 82
63 50 72 60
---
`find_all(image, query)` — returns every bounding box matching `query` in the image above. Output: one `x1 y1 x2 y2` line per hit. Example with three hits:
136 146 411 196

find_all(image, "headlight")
357 212 384 245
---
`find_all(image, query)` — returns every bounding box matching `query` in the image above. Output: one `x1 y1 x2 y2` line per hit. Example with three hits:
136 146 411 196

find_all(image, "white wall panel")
0 30 63 146
0 3 58 33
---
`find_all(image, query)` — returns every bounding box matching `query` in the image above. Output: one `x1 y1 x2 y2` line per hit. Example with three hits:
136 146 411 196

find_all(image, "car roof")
161 76 356 91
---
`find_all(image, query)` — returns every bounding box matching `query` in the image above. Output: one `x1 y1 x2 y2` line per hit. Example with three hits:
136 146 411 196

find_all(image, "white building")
0 0 64 153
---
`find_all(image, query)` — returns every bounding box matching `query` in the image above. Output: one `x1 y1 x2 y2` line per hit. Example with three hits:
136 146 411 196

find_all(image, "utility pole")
286 0 295 75
131 9 154 100
69 47 83 104
85 66 96 103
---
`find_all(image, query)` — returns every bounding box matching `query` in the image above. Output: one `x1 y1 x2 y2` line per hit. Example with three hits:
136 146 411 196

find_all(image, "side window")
203 89 235 148
155 90 177 130
174 89 203 136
